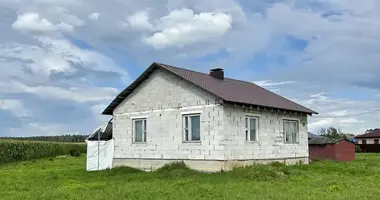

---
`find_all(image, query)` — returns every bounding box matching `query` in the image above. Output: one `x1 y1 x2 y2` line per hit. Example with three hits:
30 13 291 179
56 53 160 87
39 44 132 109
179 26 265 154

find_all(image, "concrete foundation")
113 157 309 172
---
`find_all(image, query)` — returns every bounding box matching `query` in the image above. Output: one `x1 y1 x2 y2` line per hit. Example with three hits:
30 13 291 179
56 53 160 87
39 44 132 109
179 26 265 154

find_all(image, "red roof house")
355 129 380 152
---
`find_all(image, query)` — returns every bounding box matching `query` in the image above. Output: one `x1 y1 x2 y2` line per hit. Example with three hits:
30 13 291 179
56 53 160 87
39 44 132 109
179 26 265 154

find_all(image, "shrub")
156 161 189 172
155 161 198 178
69 148 81 157
270 161 285 168
355 145 361 153
0 140 86 164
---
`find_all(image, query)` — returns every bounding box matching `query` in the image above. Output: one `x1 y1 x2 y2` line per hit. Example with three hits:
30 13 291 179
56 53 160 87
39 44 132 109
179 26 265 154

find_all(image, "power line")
312 108 380 119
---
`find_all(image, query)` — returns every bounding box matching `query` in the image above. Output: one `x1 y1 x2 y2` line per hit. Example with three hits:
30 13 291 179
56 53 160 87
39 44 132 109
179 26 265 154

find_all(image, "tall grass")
0 140 86 164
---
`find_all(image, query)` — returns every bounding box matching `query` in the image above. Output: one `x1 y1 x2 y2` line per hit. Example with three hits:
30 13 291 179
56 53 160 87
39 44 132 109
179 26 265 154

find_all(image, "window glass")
245 116 258 141
191 116 200 140
183 114 200 142
135 120 143 142
250 118 256 141
284 120 298 143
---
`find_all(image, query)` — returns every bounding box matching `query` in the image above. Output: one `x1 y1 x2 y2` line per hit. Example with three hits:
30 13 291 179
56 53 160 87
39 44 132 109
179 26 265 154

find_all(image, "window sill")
182 141 201 144
132 142 147 145
283 142 299 145
245 141 259 144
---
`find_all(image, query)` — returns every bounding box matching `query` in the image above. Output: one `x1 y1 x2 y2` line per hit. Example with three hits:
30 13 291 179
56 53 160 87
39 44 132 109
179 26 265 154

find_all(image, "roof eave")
355 136 380 139
222 100 317 116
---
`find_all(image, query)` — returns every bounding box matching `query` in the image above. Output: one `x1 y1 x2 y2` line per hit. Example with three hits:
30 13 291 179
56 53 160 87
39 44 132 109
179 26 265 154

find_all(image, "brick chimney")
209 68 224 80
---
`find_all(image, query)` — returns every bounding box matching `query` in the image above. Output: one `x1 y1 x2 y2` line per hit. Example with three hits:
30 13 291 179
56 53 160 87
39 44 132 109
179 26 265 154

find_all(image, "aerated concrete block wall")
222 106 309 161
112 68 309 171
113 68 227 168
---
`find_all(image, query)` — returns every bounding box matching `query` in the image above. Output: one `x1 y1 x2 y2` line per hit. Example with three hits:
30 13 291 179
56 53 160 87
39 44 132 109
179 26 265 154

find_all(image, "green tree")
319 127 345 139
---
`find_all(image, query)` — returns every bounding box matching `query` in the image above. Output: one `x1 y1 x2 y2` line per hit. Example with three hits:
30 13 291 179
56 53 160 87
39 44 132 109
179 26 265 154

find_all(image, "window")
245 116 258 141
183 114 200 141
375 139 379 144
362 140 366 144
283 120 299 143
133 118 147 143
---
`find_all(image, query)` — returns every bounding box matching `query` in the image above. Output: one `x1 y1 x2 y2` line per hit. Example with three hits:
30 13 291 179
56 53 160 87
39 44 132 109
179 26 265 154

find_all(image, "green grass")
1 154 380 200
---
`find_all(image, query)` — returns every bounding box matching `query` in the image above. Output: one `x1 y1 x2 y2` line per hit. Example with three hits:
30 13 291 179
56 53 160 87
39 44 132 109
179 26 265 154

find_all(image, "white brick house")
102 62 317 172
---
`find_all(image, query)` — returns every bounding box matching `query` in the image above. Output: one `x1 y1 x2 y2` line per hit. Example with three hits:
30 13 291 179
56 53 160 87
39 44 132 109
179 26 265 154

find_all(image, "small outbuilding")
86 119 114 171
309 138 355 162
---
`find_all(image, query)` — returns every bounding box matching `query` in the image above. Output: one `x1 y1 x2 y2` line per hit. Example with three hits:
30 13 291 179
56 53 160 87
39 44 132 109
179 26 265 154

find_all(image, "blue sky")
0 0 380 136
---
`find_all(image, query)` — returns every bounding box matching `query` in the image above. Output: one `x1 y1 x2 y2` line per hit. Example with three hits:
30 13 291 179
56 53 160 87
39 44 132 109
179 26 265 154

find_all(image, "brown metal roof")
355 129 380 139
308 138 350 145
102 62 317 115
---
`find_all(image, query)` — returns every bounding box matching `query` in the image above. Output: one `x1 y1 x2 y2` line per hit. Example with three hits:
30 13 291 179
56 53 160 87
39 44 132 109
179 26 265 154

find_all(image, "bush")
355 145 361 153
69 148 81 157
156 161 189 172
0 140 86 164
155 161 198 178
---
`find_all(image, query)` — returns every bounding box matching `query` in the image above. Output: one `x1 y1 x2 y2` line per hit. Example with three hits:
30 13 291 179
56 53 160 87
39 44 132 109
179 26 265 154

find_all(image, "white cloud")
0 36 129 84
37 36 127 76
253 80 297 92
127 11 154 31
326 110 348 117
308 118 333 132
88 12 100 20
55 22 74 32
144 9 232 48
3 81 118 103
91 104 111 124
0 99 31 117
300 92 379 134
309 117 364 134
46 7 85 27
12 12 73 33
33 0 79 6
254 80 297 87
1 0 380 137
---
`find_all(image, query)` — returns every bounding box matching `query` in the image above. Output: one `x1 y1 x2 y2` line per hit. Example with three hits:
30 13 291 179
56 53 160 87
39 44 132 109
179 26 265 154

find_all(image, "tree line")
0 134 90 143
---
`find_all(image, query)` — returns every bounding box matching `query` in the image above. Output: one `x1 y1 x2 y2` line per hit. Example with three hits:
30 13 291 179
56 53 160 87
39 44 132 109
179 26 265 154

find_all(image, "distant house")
102 62 317 172
309 138 355 162
355 129 380 152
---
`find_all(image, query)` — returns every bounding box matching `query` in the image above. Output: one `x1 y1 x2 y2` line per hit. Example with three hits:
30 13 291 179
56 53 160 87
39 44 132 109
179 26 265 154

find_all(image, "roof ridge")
155 62 210 76
155 62 316 114
156 62 253 82
156 62 283 86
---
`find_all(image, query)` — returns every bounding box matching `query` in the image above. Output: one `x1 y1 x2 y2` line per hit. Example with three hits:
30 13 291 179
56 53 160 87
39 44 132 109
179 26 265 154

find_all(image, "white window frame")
283 119 299 144
183 113 201 142
133 118 147 143
245 116 259 141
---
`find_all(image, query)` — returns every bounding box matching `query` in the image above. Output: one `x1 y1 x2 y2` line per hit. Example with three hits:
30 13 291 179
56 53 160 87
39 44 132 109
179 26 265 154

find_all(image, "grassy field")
0 139 86 164
1 154 380 200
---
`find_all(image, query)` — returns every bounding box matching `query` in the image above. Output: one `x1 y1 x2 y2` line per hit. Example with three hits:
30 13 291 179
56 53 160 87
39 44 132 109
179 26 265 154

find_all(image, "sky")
0 0 379 136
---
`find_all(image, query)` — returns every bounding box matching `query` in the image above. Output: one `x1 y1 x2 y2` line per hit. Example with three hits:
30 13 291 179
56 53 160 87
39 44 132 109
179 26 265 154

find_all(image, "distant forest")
0 134 90 143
